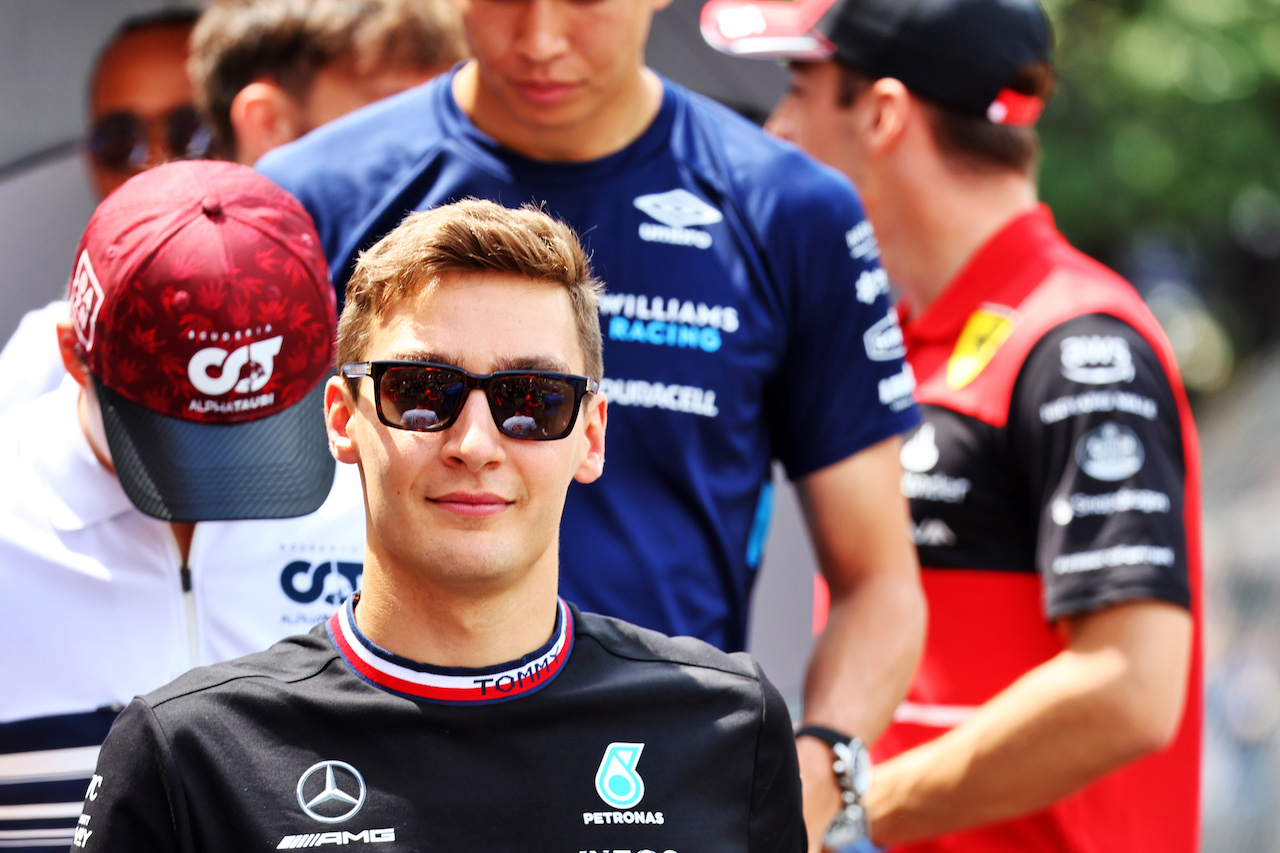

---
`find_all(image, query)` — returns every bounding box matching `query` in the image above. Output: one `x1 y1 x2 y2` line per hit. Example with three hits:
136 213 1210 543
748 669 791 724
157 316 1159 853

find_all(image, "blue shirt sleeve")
748 152 920 479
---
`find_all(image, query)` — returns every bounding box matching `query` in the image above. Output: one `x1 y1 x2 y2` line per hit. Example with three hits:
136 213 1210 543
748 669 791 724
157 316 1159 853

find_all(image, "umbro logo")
634 190 722 249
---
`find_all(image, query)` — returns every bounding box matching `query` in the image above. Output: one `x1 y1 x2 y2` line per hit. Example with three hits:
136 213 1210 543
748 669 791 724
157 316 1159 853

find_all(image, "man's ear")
863 77 913 157
325 375 362 465
573 394 607 484
55 318 90 388
229 80 305 166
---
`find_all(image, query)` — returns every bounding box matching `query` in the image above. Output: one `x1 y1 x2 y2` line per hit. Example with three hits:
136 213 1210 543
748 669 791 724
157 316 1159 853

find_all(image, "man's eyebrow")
382 352 573 374
493 355 573 374
385 351 455 364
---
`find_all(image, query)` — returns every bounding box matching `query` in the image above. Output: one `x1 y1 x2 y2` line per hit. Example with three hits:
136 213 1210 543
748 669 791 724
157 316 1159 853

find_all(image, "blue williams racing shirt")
259 71 919 650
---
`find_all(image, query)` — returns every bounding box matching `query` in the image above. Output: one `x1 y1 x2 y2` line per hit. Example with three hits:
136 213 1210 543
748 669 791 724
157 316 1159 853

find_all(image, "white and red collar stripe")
327 596 574 705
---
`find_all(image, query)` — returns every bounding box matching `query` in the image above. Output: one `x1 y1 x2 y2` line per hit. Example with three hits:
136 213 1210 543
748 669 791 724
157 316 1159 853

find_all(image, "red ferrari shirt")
876 206 1202 853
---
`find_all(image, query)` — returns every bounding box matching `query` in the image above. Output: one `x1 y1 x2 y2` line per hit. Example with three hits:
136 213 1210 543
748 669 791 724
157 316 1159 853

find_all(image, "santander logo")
187 335 283 396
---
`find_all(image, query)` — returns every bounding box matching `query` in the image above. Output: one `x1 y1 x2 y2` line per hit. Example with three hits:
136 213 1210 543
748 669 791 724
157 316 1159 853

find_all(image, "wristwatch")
795 725 872 850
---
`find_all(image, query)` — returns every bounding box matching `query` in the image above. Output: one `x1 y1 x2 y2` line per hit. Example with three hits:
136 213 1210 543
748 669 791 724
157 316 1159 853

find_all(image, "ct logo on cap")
188 335 284 396
296 760 366 823
595 742 646 809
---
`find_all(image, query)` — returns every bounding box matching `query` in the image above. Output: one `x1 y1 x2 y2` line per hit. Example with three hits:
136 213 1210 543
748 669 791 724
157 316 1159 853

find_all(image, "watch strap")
795 724 853 748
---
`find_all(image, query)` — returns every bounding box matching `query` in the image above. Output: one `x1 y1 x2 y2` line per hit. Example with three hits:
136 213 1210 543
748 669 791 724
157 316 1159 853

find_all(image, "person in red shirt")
703 0 1201 850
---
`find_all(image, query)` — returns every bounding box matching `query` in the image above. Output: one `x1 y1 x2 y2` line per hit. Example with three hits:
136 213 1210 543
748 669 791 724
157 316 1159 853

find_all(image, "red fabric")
988 89 1045 127
879 205 1203 853
70 161 335 424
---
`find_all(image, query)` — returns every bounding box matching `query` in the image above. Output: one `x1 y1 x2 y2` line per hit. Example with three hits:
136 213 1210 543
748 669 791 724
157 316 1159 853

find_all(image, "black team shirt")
74 598 805 853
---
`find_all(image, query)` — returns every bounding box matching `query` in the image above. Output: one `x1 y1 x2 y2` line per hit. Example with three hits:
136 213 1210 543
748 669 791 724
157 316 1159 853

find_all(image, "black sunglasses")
87 104 214 172
342 361 599 441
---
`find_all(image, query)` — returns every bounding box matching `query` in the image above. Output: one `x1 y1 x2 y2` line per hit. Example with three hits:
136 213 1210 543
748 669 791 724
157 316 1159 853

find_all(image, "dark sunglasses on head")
342 361 599 441
87 104 214 172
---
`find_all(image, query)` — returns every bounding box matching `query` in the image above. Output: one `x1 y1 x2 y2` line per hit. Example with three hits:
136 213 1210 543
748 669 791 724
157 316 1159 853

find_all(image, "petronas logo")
595 742 646 809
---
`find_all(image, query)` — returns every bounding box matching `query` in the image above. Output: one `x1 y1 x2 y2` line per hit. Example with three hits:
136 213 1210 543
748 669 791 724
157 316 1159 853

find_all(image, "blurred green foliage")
1039 0 1280 259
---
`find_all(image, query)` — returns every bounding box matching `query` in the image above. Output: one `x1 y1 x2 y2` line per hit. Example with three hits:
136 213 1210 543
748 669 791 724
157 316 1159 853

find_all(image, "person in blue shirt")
258 0 924 845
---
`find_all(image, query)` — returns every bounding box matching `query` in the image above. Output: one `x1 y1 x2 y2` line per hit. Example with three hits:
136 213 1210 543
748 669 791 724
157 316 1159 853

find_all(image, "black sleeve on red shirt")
76 698 187 853
745 656 807 853
1008 313 1190 621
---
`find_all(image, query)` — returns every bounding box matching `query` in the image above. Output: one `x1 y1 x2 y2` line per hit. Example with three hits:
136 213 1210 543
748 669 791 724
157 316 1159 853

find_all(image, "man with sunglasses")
258 2 927 843
86 9 213 199
75 199 806 853
704 0 1201 850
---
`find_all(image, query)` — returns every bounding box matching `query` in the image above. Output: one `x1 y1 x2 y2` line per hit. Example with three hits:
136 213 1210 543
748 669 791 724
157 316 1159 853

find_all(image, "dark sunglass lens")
89 113 146 171
491 375 575 438
379 366 464 431
166 105 213 159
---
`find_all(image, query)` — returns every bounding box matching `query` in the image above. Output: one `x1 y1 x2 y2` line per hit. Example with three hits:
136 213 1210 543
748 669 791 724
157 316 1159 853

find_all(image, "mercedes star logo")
296 760 367 823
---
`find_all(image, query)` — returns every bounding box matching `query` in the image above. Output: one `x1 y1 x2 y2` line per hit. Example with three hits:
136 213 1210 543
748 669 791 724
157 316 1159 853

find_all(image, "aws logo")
281 561 363 605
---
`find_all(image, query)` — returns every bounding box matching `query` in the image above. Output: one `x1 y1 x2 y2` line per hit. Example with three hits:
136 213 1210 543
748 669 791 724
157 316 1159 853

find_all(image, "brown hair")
836 61 1056 175
189 0 467 159
338 199 605 381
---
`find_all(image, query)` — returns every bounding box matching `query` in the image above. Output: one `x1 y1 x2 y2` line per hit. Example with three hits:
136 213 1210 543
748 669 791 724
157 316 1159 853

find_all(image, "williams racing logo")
633 189 723 249
585 742 665 826
597 292 739 354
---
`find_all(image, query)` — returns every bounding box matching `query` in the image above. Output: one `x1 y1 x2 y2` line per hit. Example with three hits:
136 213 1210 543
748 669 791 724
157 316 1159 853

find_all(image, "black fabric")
818 0 1052 114
1010 314 1189 619
96 378 334 522
77 607 806 853
906 313 1189 620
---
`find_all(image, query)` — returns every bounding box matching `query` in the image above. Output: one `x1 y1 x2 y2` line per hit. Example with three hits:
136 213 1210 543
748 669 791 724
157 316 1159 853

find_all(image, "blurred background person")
86 9 210 199
188 0 466 166
0 10 208 414
0 161 365 853
705 0 1201 849
0 0 465 416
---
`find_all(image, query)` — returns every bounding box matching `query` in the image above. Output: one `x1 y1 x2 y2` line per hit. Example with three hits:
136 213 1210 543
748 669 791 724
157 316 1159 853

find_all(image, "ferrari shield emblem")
946 307 1017 389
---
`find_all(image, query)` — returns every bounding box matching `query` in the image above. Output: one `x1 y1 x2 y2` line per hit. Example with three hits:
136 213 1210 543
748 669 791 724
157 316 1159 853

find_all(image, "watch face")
850 742 872 798
831 738 872 800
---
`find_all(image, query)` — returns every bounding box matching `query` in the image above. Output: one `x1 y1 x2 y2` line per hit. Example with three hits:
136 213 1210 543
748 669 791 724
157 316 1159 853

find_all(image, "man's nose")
514 0 570 63
442 389 506 471
764 95 796 141
142 121 171 170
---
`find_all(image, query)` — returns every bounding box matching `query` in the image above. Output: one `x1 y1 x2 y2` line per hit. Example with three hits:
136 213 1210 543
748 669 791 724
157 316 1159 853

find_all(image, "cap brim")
96 377 336 523
700 0 838 59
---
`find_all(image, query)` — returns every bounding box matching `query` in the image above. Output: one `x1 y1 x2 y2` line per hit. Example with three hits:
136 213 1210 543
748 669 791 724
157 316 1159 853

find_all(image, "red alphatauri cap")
701 0 1053 127
68 160 337 522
